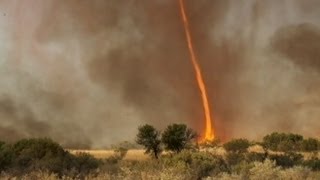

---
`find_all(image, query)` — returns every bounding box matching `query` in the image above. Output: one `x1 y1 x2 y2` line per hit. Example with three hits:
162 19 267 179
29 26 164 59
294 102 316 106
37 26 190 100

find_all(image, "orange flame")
178 0 215 141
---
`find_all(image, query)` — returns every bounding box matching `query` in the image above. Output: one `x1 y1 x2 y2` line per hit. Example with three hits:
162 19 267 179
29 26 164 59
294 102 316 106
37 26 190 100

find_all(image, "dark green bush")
161 124 197 153
189 152 228 178
269 152 303 168
263 132 303 152
225 152 246 166
72 153 100 175
301 138 319 152
0 141 5 149
223 139 250 153
8 138 68 174
0 138 100 177
163 150 228 179
0 143 13 172
303 158 320 171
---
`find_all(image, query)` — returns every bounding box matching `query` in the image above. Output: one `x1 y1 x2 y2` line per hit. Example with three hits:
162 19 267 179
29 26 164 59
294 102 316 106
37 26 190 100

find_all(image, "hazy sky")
0 0 319 148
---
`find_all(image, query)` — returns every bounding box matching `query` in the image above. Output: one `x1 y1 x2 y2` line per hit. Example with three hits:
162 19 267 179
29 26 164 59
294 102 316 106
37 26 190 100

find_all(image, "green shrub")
263 132 303 152
72 152 100 176
190 152 228 178
161 124 197 153
249 159 281 180
303 158 320 171
8 138 68 175
231 161 254 179
100 160 120 176
301 138 319 152
0 138 100 177
269 152 303 168
225 152 246 167
0 143 13 172
223 139 250 153
278 166 315 180
163 150 228 179
0 141 5 149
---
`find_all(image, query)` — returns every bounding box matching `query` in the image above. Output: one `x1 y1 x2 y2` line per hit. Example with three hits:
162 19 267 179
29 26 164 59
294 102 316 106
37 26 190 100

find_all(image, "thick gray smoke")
0 0 319 147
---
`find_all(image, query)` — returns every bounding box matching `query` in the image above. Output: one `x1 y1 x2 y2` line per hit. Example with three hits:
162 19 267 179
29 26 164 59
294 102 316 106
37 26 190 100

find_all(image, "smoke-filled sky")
0 0 319 148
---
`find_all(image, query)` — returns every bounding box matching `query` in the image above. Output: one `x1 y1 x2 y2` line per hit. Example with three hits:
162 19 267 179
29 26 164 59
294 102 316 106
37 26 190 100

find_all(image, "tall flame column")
178 0 215 141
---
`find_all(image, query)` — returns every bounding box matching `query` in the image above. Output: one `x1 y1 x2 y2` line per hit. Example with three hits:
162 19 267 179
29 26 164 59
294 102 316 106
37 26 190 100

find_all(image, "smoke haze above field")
0 0 319 147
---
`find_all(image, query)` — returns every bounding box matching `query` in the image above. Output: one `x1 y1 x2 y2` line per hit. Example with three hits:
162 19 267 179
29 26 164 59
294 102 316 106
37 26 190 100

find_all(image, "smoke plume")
0 0 319 147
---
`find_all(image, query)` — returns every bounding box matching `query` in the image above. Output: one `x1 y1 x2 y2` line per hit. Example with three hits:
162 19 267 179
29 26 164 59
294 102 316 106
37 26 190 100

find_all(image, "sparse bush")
162 124 197 153
279 166 313 180
25 170 59 180
223 139 250 153
207 159 281 180
230 161 253 179
100 156 122 176
249 159 281 180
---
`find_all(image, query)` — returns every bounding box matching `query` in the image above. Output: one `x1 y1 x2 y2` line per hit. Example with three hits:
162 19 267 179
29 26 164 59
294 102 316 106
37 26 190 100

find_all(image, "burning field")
0 0 319 149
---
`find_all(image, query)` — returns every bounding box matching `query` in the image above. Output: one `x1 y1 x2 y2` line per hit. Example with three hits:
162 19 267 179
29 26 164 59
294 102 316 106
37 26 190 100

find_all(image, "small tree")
136 124 162 159
161 124 197 153
223 139 250 153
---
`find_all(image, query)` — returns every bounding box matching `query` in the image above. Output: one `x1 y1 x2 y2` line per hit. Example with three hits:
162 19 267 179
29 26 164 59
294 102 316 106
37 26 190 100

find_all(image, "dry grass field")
68 149 149 160
69 145 320 161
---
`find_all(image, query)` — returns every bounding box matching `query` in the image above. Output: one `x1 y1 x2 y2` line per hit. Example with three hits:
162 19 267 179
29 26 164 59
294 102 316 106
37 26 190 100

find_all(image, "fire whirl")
178 0 215 141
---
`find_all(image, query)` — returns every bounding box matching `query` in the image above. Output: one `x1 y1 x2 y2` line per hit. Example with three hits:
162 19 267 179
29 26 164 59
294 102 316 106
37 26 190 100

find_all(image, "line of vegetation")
0 124 320 179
